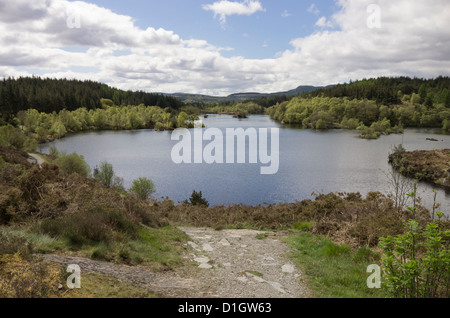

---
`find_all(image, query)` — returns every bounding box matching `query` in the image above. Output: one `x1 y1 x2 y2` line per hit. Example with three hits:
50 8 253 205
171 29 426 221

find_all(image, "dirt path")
28 153 45 166
41 227 309 298
180 227 310 298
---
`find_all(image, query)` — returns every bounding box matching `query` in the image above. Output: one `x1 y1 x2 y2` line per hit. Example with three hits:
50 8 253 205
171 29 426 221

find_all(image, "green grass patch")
286 232 386 298
292 221 315 231
1 224 190 272
85 225 190 270
243 270 264 278
63 272 157 298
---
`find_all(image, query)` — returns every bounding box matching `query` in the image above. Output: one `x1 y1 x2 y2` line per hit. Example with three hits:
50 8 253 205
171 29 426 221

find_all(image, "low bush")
39 205 139 246
54 152 91 178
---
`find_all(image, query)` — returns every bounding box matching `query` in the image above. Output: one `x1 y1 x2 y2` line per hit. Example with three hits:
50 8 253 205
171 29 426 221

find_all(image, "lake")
40 114 450 214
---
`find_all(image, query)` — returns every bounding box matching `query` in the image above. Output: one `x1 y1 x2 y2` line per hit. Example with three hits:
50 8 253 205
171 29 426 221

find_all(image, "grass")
244 270 264 278
62 273 157 298
0 226 68 254
285 232 386 298
74 225 189 271
0 225 187 298
0 224 189 271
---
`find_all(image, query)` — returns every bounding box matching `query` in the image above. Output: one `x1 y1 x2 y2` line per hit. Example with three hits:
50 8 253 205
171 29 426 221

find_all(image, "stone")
237 277 248 283
194 257 210 264
202 243 214 252
188 241 200 251
219 239 231 246
268 281 286 294
245 272 266 283
282 264 295 274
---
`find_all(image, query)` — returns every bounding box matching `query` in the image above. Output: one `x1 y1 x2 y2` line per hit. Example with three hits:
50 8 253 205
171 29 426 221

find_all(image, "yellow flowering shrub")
0 253 63 298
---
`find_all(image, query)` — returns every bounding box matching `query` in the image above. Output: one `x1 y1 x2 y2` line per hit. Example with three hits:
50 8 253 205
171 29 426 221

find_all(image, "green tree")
94 161 115 188
177 112 189 128
418 84 427 103
130 177 156 200
187 190 209 207
315 119 328 130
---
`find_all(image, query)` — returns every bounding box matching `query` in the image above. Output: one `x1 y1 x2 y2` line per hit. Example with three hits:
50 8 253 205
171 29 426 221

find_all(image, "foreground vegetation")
0 146 190 297
0 145 449 298
1 75 449 298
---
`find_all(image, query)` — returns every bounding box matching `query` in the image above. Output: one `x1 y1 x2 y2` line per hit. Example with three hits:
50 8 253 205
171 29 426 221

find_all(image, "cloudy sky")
1 0 449 95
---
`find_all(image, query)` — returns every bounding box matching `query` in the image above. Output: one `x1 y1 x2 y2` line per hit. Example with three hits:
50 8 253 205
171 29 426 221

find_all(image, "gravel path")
40 227 310 298
28 153 45 166
179 227 310 298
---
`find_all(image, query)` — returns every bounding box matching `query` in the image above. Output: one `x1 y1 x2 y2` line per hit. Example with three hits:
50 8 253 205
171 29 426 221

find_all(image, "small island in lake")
389 148 450 190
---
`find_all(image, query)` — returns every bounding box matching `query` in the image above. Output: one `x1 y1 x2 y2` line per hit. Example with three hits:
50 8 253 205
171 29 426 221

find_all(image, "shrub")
94 161 114 187
379 219 450 298
0 231 33 257
130 177 156 200
0 253 62 298
315 119 328 130
93 161 124 191
54 152 91 178
359 127 381 139
48 146 60 158
39 206 139 246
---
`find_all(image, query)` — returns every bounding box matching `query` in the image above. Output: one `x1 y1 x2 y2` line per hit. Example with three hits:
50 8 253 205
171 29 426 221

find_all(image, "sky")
0 0 449 96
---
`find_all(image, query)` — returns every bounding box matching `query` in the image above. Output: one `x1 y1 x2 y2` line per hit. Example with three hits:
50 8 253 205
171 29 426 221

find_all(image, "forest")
1 75 450 151
267 77 450 139
303 76 450 107
0 77 184 124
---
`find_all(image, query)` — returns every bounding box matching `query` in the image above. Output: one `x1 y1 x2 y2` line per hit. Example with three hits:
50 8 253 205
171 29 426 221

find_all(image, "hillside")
167 85 331 103
0 77 184 124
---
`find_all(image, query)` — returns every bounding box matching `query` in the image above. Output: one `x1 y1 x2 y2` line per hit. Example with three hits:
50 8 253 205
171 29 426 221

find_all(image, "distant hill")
167 85 333 103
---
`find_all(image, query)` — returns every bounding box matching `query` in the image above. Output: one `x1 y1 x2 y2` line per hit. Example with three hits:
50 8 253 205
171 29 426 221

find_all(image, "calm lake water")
40 115 450 214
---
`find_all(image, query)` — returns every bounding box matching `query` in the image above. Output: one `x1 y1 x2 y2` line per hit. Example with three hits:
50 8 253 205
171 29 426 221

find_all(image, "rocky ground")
179 227 310 298
41 227 310 298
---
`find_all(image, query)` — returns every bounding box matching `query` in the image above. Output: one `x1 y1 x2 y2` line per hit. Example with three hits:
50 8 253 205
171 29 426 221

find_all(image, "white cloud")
307 3 320 15
1 0 450 96
202 0 265 24
315 16 334 28
281 9 291 18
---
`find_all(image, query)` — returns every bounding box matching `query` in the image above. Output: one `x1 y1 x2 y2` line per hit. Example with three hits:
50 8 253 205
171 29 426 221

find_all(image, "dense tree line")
0 76 184 124
0 100 197 152
267 95 450 139
303 76 450 107
244 95 291 108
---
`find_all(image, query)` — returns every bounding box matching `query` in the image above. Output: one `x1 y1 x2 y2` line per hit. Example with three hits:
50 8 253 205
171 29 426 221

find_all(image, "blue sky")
0 0 449 95
86 0 338 59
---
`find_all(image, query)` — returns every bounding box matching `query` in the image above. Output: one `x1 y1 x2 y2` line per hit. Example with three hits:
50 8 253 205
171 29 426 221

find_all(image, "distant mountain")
166 85 333 103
